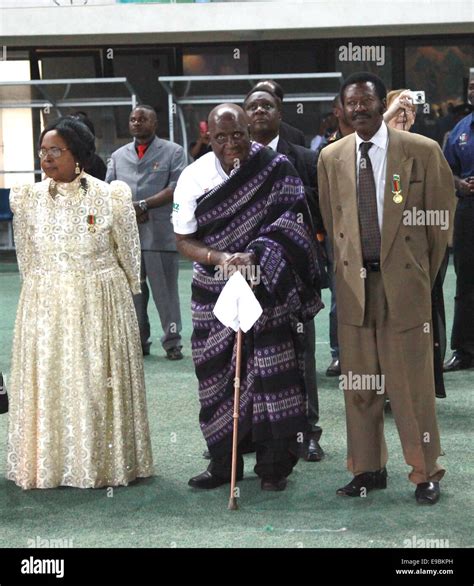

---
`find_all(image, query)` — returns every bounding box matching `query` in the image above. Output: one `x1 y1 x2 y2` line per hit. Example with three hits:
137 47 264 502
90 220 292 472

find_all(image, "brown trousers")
338 272 445 485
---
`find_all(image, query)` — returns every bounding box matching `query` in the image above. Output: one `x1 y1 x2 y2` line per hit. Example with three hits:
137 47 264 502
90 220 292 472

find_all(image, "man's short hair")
132 104 157 118
267 80 284 101
254 80 284 101
243 87 282 110
340 72 387 104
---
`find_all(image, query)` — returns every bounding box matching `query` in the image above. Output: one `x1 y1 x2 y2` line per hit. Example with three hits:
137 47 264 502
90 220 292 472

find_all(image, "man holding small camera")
443 76 474 372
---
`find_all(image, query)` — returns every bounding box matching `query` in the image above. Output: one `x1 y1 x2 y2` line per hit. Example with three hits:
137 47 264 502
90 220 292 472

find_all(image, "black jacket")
276 137 322 232
276 137 327 290
279 121 306 148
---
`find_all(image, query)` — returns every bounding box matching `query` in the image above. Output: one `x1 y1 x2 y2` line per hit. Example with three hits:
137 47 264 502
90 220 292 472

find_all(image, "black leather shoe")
300 437 325 462
261 477 287 491
336 468 387 497
166 346 183 361
202 450 211 459
188 470 241 489
443 352 473 372
142 346 150 356
415 482 440 505
326 358 341 377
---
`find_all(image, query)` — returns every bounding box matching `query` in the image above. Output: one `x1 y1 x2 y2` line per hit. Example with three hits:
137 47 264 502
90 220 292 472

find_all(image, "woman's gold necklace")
49 176 88 200
48 177 97 233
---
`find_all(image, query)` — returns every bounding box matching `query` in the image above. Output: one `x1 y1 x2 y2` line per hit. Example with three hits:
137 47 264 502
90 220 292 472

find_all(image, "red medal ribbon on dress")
87 214 96 232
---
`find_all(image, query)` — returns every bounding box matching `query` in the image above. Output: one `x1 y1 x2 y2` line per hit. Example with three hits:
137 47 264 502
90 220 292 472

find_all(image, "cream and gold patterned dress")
7 172 153 489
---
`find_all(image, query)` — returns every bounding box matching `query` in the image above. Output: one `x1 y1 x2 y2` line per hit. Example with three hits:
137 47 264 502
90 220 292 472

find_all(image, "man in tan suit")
318 72 455 505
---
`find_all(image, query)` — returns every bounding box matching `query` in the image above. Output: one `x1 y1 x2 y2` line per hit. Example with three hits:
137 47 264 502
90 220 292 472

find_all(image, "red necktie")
137 144 147 159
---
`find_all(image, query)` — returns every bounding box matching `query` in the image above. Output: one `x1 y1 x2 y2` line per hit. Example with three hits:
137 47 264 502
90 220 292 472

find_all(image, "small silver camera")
409 91 425 104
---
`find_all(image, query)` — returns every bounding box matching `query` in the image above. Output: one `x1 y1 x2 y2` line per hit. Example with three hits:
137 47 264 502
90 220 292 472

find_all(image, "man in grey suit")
106 105 187 359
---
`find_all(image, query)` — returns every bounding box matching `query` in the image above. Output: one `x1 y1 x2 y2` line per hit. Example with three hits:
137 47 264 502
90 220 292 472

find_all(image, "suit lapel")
128 141 139 161
142 136 161 162
381 128 413 265
276 138 293 162
335 134 363 261
130 136 161 163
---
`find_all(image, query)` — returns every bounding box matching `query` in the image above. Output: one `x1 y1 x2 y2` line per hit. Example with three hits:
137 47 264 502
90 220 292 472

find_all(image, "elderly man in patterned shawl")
173 104 323 492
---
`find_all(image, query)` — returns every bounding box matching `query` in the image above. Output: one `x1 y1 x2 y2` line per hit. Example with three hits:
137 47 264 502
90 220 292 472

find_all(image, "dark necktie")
137 144 147 159
358 142 381 262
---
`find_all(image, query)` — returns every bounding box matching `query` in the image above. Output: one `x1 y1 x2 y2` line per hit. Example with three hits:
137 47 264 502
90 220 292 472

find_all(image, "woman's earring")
75 162 80 174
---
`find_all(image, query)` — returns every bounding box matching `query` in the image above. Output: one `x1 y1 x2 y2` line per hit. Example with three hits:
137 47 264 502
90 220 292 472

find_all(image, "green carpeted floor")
0 258 472 549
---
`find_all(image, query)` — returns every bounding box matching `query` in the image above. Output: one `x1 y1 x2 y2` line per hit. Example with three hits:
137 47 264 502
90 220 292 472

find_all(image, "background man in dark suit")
106 105 187 360
244 88 324 463
252 80 306 147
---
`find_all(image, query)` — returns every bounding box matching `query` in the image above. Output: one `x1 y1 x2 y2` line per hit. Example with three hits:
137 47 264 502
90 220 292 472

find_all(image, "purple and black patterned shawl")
191 142 323 456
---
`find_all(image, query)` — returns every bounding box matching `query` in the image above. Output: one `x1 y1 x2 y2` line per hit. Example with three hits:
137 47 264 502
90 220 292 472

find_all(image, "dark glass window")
183 46 248 75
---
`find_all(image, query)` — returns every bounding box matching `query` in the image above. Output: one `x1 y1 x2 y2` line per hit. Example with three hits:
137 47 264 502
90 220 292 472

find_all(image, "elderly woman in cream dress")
7 117 153 489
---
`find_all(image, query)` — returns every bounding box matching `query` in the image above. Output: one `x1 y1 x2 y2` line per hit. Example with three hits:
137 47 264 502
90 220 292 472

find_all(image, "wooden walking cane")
228 327 243 510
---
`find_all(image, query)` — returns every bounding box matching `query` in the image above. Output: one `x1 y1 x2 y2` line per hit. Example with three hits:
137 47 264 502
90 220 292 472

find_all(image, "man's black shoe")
166 346 183 361
142 346 150 356
188 470 241 489
326 358 341 377
261 477 287 491
300 436 325 462
443 352 473 372
415 482 440 505
202 450 211 459
336 468 387 497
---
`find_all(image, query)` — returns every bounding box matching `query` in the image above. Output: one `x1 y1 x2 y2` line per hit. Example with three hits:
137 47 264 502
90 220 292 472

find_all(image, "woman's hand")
384 90 414 122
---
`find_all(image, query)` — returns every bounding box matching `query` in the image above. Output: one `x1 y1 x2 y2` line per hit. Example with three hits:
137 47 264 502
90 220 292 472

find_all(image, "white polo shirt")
355 121 389 230
173 145 257 235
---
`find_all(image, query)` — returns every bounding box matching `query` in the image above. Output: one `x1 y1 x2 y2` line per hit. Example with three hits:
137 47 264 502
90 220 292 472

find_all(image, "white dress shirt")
267 135 279 151
355 122 389 230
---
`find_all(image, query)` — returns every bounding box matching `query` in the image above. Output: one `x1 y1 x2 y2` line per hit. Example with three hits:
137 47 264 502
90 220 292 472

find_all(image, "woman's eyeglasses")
38 147 69 159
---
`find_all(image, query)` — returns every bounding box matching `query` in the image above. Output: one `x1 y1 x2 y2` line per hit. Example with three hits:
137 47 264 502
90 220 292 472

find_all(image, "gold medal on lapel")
392 174 403 204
